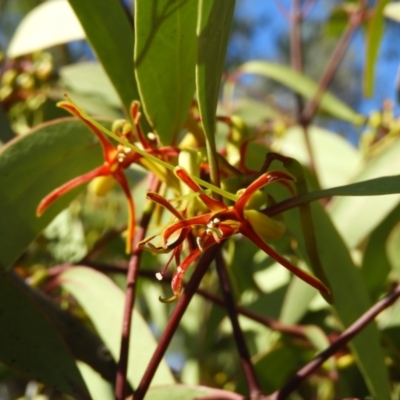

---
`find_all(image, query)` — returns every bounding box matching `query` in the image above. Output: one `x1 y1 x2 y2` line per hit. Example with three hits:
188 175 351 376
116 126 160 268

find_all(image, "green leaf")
310 202 390 400
364 0 390 97
252 344 305 393
387 220 400 277
134 0 198 144
59 62 122 112
144 385 240 400
279 274 318 324
7 0 85 57
230 61 365 125
272 183 390 399
67 0 139 113
0 272 90 399
60 267 175 387
78 362 114 400
328 137 400 248
384 2 400 23
277 125 362 188
0 119 102 269
361 203 400 298
0 105 14 143
196 1 236 145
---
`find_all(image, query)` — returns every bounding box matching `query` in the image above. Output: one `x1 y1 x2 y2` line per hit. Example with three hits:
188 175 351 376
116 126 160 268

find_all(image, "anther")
155 272 163 281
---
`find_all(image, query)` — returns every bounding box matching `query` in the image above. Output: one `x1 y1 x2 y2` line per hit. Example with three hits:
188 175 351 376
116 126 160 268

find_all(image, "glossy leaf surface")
196 1 236 143
134 0 198 144
60 267 175 387
273 185 390 399
364 0 390 97
7 0 85 58
310 202 390 400
68 0 139 113
0 119 102 269
230 61 364 124
0 272 90 399
329 137 400 248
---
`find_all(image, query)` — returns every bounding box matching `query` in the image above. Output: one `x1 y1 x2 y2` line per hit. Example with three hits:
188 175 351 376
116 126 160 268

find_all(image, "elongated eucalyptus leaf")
277 125 362 188
329 137 400 248
310 202 390 400
0 105 14 143
0 118 102 269
60 267 175 387
78 362 114 400
134 0 198 145
384 2 400 22
196 1 236 145
7 0 85 58
267 169 400 233
144 385 243 400
67 0 139 113
361 203 400 298
270 185 390 399
364 0 390 97
229 61 364 124
0 272 90 399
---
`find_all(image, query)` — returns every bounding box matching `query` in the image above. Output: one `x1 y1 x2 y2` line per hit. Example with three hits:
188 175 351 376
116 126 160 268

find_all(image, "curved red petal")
162 213 213 244
235 171 295 213
37 165 109 216
171 247 202 296
58 101 116 162
113 170 135 253
240 221 330 295
146 192 185 220
174 166 226 212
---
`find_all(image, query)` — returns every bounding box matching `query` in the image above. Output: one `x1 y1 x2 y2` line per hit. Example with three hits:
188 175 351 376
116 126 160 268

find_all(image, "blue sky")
229 0 400 117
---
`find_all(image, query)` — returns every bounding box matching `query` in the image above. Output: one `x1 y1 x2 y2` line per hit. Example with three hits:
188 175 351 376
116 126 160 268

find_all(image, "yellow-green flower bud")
89 175 116 196
368 111 382 129
244 209 285 240
16 72 35 90
1 69 17 86
272 120 286 137
231 115 250 142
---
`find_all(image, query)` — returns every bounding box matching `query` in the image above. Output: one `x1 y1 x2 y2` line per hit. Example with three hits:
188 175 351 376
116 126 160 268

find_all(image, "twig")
215 252 263 399
300 1 369 124
65 261 308 338
115 176 160 400
133 244 222 400
62 260 307 337
115 196 156 400
289 0 319 180
267 283 400 400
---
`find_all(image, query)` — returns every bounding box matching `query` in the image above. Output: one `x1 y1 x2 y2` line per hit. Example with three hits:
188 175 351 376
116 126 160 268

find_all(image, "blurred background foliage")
1 1 400 400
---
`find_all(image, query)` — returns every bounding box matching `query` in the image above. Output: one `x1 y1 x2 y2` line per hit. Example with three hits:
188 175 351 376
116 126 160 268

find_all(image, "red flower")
140 167 330 301
37 98 178 253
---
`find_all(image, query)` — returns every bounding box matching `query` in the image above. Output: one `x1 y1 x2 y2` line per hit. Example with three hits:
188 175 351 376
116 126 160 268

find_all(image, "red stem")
215 252 263 399
267 283 400 400
115 179 159 400
133 244 222 400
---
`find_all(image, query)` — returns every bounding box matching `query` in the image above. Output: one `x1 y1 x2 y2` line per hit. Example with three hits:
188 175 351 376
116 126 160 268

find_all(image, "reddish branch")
215 252 262 399
115 190 158 400
267 284 400 400
133 244 222 400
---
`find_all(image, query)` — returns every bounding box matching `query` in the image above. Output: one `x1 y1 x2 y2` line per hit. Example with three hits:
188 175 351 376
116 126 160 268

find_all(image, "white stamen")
196 236 204 251
147 132 156 141
155 272 163 281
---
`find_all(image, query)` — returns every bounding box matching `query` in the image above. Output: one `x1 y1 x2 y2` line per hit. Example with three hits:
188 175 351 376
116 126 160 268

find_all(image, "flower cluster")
37 98 178 253
140 166 330 302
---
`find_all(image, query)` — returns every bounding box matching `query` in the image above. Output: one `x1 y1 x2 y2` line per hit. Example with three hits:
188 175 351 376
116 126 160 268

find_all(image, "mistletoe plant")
2 1 400 400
